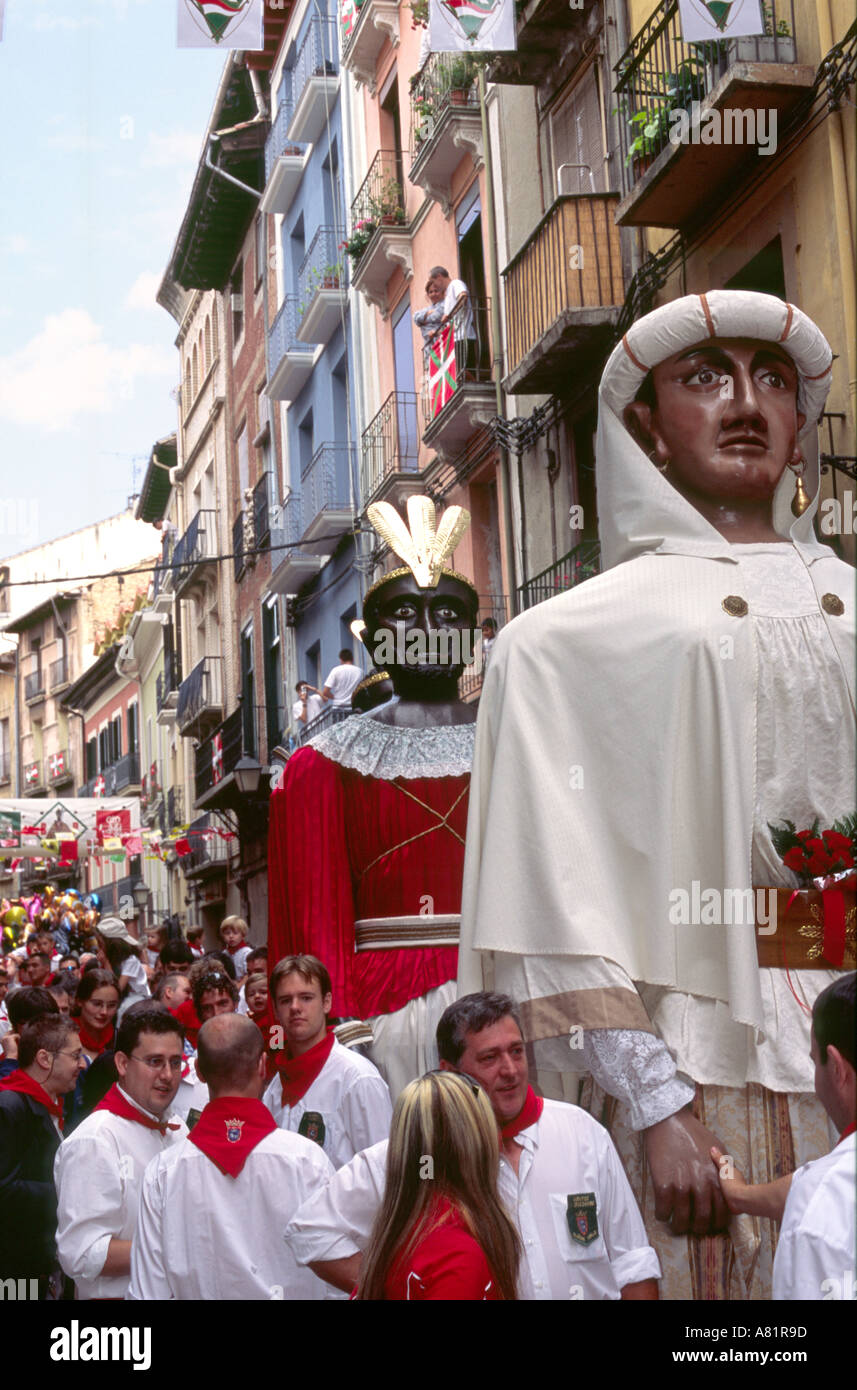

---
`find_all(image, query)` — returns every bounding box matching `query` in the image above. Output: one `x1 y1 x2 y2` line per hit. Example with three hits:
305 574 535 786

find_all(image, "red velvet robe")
267 744 469 1019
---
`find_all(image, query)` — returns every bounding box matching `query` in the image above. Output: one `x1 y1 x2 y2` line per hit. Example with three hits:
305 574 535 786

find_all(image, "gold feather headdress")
364 496 477 607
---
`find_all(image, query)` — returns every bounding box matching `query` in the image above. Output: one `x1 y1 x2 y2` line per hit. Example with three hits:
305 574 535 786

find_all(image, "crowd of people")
0 897 853 1299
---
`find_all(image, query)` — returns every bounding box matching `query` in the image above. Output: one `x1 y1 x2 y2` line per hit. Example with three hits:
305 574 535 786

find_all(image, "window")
86 736 97 780
127 702 139 756
236 424 249 498
192 344 199 397
231 263 244 343
550 67 607 197
255 215 266 289
241 625 255 757
109 714 122 765
98 726 109 771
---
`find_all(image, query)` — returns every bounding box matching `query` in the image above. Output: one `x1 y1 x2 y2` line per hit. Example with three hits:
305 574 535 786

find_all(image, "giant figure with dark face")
460 291 855 1299
268 498 478 1095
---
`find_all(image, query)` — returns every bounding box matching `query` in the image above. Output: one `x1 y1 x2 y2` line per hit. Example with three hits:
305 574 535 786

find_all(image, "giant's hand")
644 1108 731 1236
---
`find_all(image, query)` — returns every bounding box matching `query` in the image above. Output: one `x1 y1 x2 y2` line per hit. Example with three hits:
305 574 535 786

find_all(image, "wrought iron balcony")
166 785 184 834
179 812 231 878
340 0 399 91
420 298 495 462
408 54 483 214
50 656 71 692
268 494 325 596
297 702 354 746
459 594 508 703
195 704 281 808
300 443 355 543
156 642 182 722
172 510 218 595
348 150 411 314
23 759 44 794
77 750 140 797
360 391 421 509
288 18 339 145
614 0 809 228
296 226 347 344
24 670 45 703
263 84 308 211
233 511 246 580
176 656 224 737
253 474 271 552
266 295 316 402
152 531 175 609
502 194 624 395
518 540 602 611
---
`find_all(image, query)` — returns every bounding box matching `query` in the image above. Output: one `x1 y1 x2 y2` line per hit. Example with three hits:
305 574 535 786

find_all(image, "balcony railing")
298 702 353 746
615 0 799 197
421 297 492 426
288 17 339 145
361 392 420 506
459 595 509 701
78 751 140 798
265 90 306 182
518 540 602 611
340 0 400 89
24 670 45 702
409 52 479 159
176 656 224 733
297 226 346 331
503 194 624 392
300 443 355 541
172 510 217 592
180 812 230 877
50 655 71 691
156 644 182 717
349 148 407 246
266 295 317 401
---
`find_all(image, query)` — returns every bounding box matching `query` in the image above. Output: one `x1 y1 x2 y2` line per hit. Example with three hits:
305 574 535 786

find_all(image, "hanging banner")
340 0 360 45
427 324 457 417
0 799 139 859
178 0 264 50
96 807 132 847
428 0 517 52
677 0 764 42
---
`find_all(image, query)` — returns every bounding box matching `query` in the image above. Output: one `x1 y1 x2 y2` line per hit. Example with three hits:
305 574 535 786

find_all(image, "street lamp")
233 755 262 796
132 879 150 910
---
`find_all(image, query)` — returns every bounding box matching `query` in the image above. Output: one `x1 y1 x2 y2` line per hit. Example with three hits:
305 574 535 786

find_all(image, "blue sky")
0 0 225 552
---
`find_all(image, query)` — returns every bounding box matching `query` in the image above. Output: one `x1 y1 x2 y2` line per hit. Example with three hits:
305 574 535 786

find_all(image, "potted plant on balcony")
369 176 406 225
341 220 377 263
447 54 477 105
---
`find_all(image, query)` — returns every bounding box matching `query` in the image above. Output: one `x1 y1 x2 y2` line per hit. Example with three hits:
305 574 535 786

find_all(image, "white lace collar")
310 711 475 779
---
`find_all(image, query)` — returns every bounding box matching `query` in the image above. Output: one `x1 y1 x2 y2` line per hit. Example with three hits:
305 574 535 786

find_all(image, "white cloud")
141 129 202 171
125 272 162 312
0 309 174 431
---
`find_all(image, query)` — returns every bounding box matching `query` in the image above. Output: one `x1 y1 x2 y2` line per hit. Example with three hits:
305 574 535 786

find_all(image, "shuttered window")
549 67 607 197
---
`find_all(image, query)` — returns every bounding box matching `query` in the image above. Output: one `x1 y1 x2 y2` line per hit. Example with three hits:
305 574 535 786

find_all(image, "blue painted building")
264 1 365 737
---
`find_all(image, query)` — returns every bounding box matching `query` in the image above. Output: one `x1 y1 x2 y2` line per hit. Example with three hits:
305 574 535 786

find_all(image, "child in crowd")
95 919 151 1019
186 924 205 959
219 917 252 978
144 924 167 977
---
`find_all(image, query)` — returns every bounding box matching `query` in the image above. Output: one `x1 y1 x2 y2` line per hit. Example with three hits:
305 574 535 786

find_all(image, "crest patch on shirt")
567 1192 598 1245
298 1111 325 1146
225 1118 245 1144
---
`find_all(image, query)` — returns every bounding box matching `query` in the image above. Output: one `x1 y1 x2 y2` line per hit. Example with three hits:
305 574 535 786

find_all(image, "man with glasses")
0 1015 85 1295
54 1002 186 1299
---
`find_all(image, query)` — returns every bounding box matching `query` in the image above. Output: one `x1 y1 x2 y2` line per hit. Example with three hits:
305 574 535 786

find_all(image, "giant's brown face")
364 573 478 691
624 338 805 510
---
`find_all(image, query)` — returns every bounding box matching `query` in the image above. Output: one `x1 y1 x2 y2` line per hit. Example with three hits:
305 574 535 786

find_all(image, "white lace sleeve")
583 1029 695 1131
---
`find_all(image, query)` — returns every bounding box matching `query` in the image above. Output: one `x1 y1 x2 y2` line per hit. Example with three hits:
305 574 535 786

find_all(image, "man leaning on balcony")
428 266 476 368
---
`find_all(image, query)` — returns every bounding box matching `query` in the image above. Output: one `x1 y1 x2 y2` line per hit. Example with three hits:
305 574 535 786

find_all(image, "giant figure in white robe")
459 291 855 1299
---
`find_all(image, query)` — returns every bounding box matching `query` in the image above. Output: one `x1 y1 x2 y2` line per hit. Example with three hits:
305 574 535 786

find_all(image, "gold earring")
789 457 811 517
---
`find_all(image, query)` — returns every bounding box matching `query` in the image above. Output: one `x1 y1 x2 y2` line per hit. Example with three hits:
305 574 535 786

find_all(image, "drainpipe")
817 0 856 421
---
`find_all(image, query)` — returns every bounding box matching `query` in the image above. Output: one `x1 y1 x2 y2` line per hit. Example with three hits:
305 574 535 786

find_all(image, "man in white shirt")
129 1013 333 1300
285 992 660 1299
714 972 856 1300
428 264 475 348
263 954 392 1170
293 680 325 730
321 650 364 707
54 1002 186 1299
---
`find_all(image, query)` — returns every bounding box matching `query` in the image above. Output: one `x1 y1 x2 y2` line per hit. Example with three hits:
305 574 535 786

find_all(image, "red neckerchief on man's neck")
94 1083 181 1136
0 1070 65 1129
276 1028 335 1107
838 1121 856 1142
188 1097 277 1178
77 1019 115 1055
500 1086 544 1142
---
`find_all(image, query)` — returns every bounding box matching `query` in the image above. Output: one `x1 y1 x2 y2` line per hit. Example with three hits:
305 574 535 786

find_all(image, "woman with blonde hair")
355 1071 520 1300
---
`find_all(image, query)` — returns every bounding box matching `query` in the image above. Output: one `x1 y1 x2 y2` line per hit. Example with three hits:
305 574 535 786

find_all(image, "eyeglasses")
55 1050 84 1062
129 1054 183 1074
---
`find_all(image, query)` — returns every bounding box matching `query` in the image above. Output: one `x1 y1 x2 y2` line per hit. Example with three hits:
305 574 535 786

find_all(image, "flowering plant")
769 816 856 886
340 220 376 261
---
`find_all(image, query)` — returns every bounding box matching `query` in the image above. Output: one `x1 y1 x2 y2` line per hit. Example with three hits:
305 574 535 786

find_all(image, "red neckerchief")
227 943 246 956
838 1121 856 1142
0 1070 65 1129
94 1083 181 1136
276 1028 335 1108
500 1086 544 1142
76 1019 115 1055
188 1097 277 1178
171 998 201 1049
